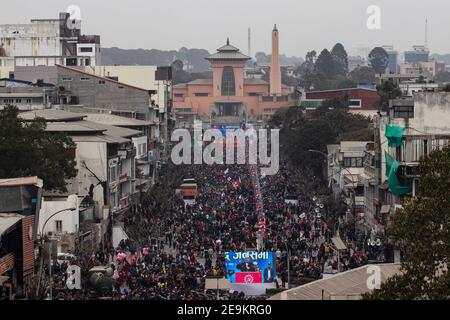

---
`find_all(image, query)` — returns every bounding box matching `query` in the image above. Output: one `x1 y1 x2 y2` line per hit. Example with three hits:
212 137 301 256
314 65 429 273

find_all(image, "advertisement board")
225 251 276 284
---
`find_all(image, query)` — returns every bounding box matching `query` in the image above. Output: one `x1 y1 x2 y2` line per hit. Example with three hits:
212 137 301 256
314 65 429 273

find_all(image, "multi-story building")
382 45 398 74
0 177 43 298
84 113 159 190
404 45 429 63
173 26 294 127
0 78 57 111
56 64 158 122
399 60 446 80
327 141 373 220
304 87 381 117
19 109 141 252
363 92 450 234
0 12 101 68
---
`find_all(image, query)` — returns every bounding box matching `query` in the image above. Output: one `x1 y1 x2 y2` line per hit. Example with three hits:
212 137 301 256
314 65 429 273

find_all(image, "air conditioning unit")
47 231 53 237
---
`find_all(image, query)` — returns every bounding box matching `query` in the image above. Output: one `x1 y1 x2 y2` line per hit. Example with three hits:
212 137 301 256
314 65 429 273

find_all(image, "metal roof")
19 109 86 122
269 263 402 300
0 213 24 236
206 39 251 61
0 176 43 188
206 51 251 61
70 135 129 144
85 113 153 127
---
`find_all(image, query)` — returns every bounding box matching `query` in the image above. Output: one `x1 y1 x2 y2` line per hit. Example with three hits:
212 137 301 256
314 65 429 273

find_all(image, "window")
393 105 414 118
99 80 105 84
221 66 235 96
110 166 117 182
174 93 184 98
80 77 90 81
249 92 261 96
349 99 361 108
118 86 124 89
85 59 90 66
26 98 32 103
15 99 22 103
194 92 208 97
55 220 62 233
176 108 192 113
344 157 364 168
80 47 93 53
62 77 72 82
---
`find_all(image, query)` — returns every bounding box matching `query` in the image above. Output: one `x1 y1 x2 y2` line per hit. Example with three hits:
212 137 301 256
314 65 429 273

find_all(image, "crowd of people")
50 155 372 300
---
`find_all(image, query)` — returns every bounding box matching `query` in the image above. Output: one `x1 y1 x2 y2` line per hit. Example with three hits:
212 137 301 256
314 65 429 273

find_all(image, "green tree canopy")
331 43 349 77
349 66 376 84
369 47 389 75
363 146 450 300
377 80 402 111
0 105 77 192
315 49 336 79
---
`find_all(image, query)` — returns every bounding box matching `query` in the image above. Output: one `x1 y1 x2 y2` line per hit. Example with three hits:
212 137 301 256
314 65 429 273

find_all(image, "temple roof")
206 38 251 61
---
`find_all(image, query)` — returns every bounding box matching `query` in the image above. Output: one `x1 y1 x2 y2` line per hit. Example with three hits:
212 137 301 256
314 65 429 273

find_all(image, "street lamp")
264 226 290 289
308 149 358 248
36 206 77 300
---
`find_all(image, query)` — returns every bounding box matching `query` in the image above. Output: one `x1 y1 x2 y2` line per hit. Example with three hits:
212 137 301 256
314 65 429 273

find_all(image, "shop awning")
385 125 405 148
380 205 391 214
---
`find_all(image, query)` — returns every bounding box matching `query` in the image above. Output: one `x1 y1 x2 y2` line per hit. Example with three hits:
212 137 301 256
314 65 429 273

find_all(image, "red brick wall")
0 253 14 274
21 215 35 278
305 89 380 110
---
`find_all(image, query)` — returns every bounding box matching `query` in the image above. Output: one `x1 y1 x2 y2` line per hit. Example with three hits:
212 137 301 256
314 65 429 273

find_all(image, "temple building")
173 25 294 128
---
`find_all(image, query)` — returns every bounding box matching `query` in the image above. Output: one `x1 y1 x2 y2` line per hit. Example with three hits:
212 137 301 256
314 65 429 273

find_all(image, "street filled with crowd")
50 156 376 300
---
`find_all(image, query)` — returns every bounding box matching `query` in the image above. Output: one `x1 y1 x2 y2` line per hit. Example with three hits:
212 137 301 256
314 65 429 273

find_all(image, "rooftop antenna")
425 18 428 49
248 27 251 58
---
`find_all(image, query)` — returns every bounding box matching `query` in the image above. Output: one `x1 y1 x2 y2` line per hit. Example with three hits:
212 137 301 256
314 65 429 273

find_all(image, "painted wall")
87 65 165 111
38 195 79 237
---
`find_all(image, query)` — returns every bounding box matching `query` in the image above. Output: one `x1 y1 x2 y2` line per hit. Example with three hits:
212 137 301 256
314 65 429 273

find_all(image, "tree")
363 146 450 300
331 43 349 77
435 71 450 83
369 47 389 75
315 49 336 79
349 66 376 84
0 105 77 192
271 97 372 178
377 80 402 111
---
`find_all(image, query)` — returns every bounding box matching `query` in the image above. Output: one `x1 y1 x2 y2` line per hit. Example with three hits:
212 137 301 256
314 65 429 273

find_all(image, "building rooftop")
0 176 43 188
85 113 154 127
19 109 86 122
269 263 402 300
206 39 251 61
56 65 150 93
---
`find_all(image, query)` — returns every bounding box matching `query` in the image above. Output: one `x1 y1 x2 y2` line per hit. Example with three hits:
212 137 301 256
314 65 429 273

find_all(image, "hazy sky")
1 0 449 57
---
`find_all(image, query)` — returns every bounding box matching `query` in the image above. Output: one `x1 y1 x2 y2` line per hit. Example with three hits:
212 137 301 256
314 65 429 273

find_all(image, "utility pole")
48 241 52 300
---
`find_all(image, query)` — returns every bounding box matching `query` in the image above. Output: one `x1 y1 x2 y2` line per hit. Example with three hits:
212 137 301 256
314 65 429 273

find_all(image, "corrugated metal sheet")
269 263 402 300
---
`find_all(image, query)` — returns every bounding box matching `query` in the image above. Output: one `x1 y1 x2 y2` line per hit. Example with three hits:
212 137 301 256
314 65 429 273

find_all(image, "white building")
38 194 79 253
0 12 101 68
327 141 373 219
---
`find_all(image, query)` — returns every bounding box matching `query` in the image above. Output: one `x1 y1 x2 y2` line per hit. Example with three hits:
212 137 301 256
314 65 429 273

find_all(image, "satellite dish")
32 79 38 85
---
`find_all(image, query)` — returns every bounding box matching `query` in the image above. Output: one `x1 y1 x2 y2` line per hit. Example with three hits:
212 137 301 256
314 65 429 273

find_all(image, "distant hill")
431 53 450 65
101 47 211 72
102 47 304 72
255 51 304 66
